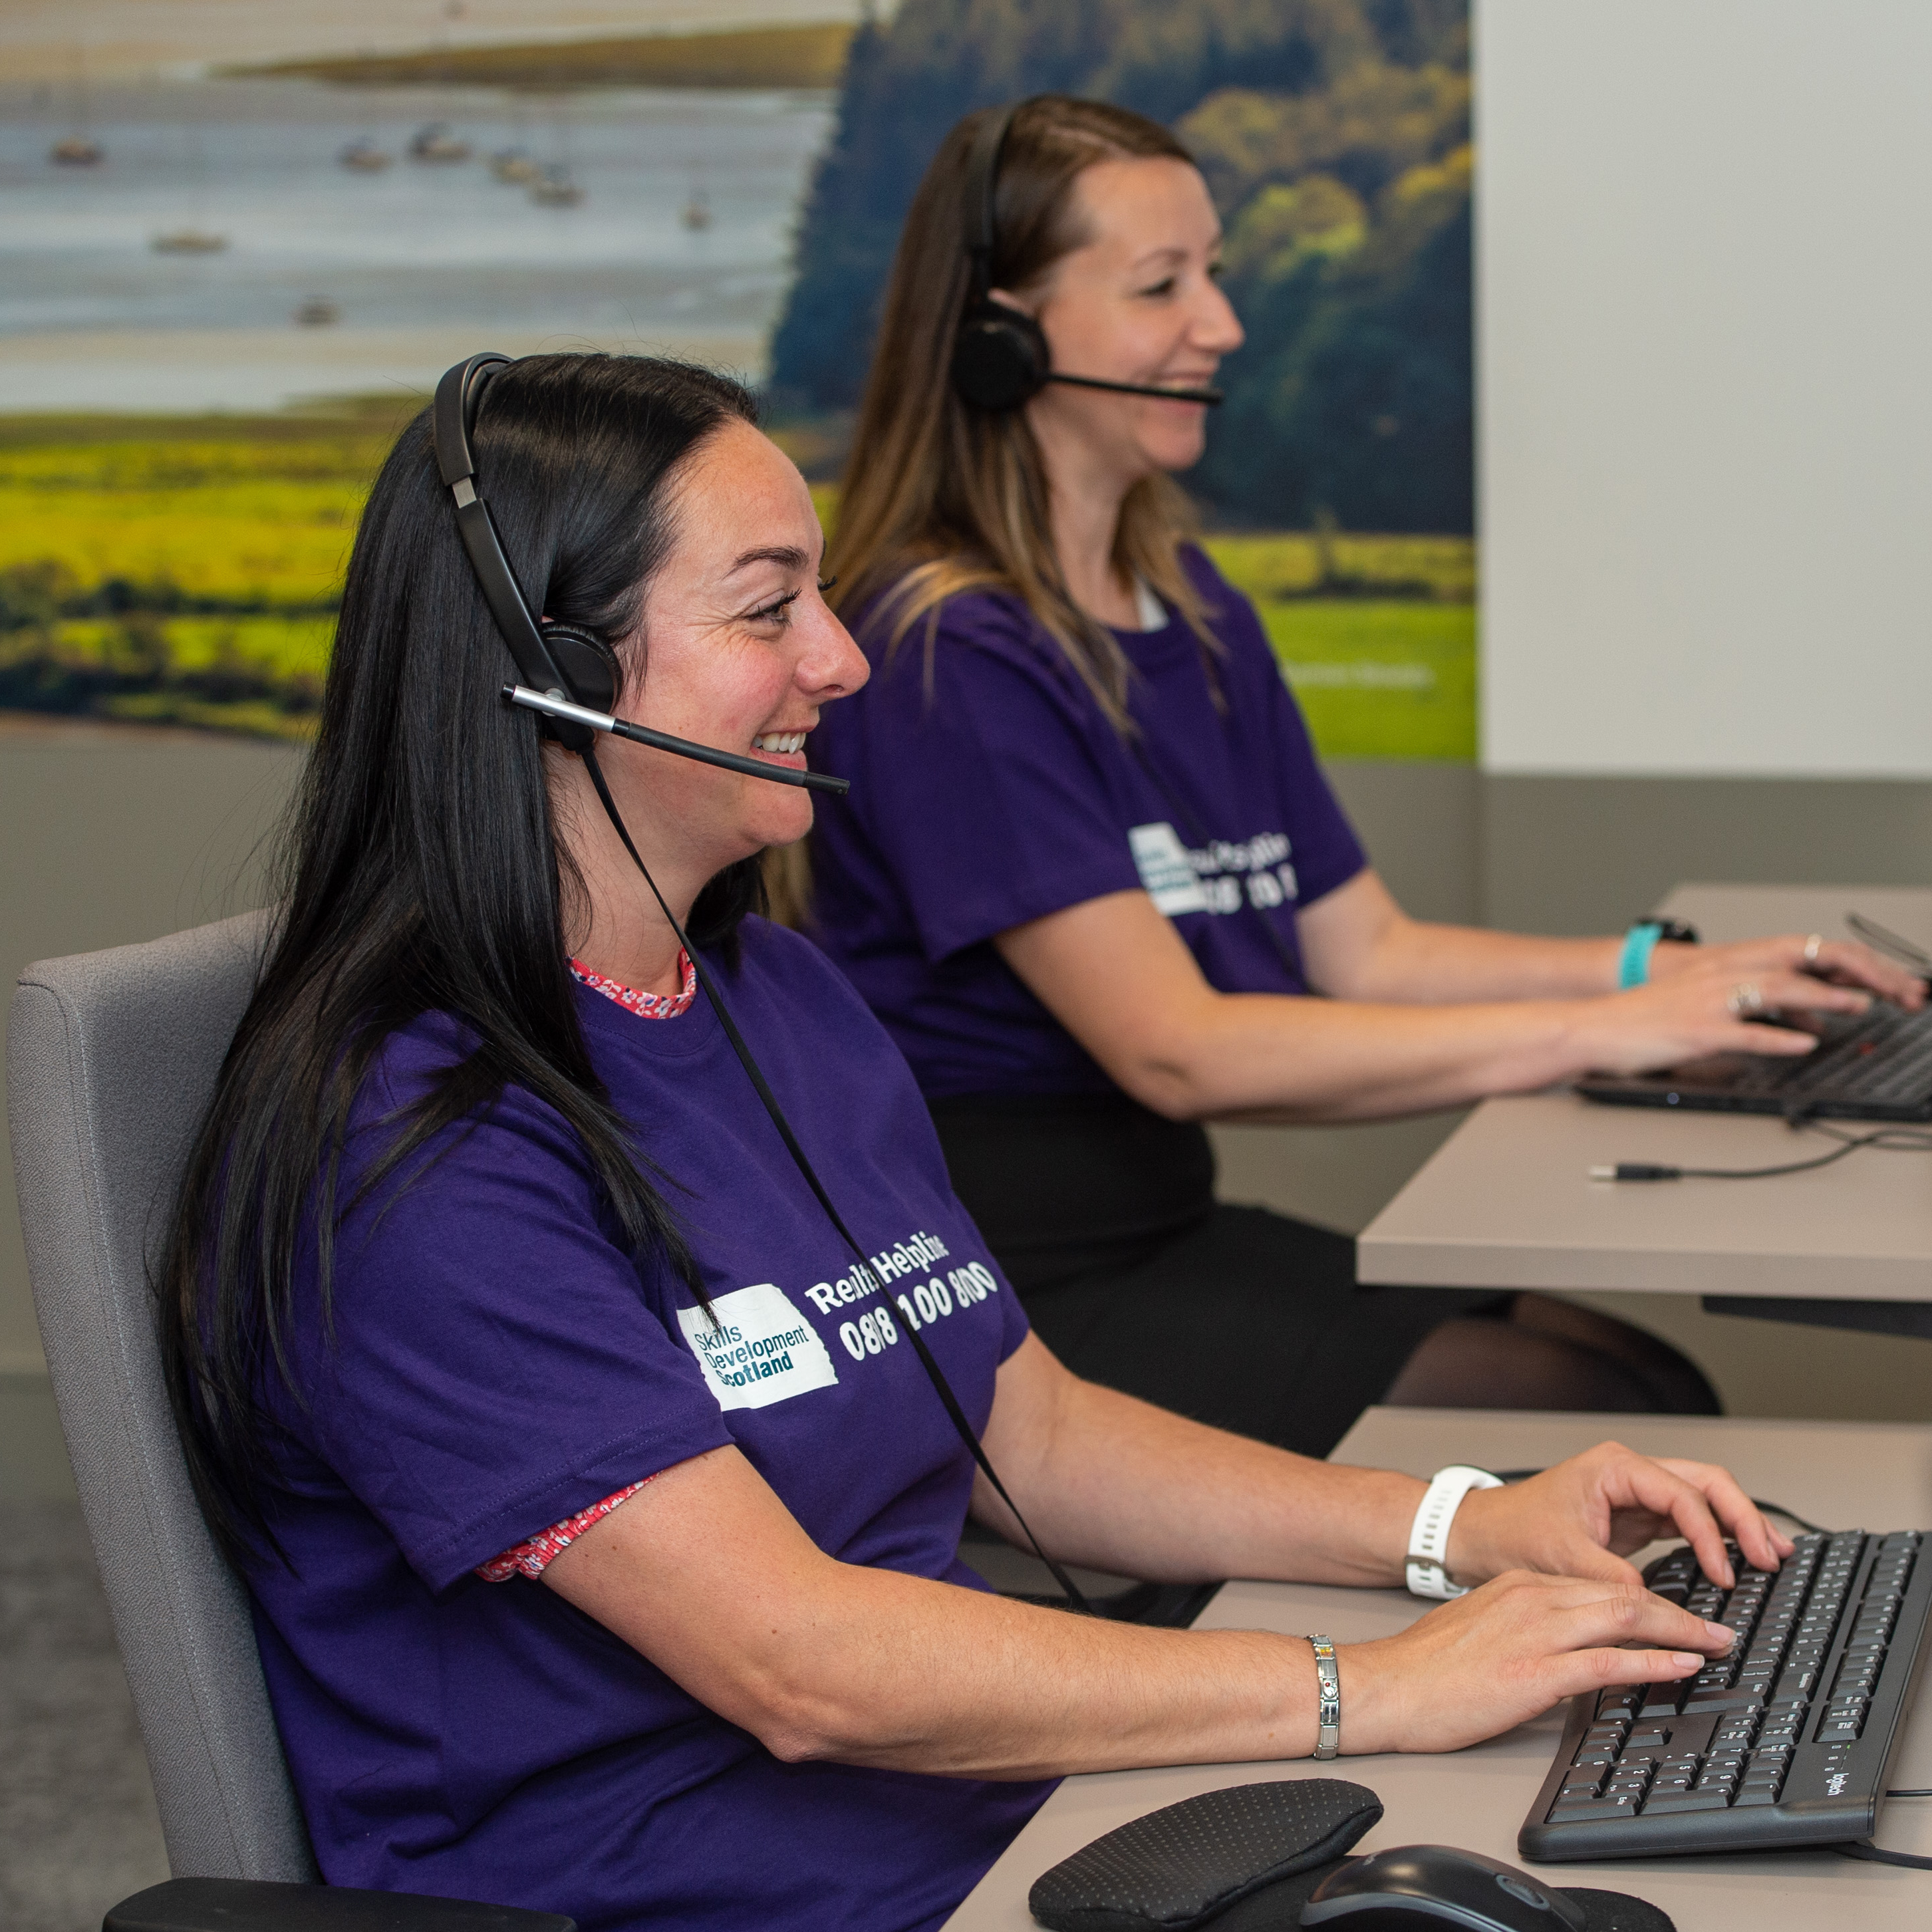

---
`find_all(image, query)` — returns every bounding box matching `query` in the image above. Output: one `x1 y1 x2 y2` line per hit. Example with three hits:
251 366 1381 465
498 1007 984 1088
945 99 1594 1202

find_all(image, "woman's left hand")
1649 932 1925 1009
1443 1441 1795 1591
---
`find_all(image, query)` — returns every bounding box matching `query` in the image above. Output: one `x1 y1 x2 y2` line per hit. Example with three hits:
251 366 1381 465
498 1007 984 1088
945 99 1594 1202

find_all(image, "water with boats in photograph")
0 78 833 409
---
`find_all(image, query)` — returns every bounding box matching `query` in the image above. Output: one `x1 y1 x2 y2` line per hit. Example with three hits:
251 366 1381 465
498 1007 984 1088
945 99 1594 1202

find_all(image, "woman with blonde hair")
807 95 1915 1452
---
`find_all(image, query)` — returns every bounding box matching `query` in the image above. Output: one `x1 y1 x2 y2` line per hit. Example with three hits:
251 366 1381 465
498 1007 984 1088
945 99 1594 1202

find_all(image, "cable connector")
1587 1162 1683 1182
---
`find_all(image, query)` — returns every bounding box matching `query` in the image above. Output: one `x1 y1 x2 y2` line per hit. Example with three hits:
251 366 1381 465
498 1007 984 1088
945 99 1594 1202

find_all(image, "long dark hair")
160 353 759 1561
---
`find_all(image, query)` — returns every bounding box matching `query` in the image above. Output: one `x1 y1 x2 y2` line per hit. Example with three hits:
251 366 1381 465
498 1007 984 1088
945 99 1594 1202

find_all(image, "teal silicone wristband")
1619 922 1663 990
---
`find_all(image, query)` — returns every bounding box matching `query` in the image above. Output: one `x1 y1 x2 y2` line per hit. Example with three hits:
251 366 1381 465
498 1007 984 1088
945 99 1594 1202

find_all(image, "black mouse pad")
1184 1863 1675 1932
1553 1891 1675 1932
1028 1780 1384 1932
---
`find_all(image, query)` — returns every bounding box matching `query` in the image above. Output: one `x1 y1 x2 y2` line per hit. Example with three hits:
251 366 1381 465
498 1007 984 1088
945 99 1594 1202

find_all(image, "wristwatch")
1405 1464 1503 1599
1619 917 1700 990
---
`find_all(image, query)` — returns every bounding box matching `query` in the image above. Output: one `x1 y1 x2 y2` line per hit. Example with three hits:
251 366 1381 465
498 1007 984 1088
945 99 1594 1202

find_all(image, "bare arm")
993 883 1907 1121
546 1435 1324 1780
1300 871 1926 1008
1298 870 1626 1002
542 1337 1781 1778
972 1336 1786 1597
970 1334 1426 1587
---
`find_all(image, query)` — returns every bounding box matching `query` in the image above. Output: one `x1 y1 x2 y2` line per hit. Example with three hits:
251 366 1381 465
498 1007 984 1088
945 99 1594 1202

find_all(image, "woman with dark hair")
806 96 1918 1452
162 350 1783 1932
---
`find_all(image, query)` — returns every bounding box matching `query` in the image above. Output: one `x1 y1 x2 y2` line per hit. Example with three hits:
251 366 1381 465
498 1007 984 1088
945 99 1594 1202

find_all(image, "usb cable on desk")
1589 1118 1932 1183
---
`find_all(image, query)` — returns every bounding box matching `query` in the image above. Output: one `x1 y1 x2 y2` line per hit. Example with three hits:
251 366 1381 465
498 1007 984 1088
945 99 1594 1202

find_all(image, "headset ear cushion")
952 299 1051 411
543 625 619 716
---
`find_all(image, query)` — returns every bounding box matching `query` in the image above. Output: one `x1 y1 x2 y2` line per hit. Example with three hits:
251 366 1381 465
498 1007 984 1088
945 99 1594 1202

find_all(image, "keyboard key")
1817 1718 1862 1743
1642 1791 1732 1814
1551 1795 1644 1823
1732 1787 1780 1807
1684 1689 1765 1712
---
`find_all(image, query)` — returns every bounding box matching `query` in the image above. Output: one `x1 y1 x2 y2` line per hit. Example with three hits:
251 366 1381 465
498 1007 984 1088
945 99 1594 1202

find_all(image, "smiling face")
1013 155 1243 489
590 418 868 888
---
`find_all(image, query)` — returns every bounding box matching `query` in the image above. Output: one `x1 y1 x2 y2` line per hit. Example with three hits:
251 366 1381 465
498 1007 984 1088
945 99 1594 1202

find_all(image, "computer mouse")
1301 1844 1591 1932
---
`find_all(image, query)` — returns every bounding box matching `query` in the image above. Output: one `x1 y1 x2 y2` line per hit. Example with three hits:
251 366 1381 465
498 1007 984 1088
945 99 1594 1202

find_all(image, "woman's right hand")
1566 955 1877 1078
1336 1569 1735 1756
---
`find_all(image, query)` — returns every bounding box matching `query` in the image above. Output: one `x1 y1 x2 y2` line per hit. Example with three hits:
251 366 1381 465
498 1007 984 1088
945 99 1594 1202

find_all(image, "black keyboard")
1738 1004 1932 1105
1520 1529 1932 1861
1578 1001 1932 1119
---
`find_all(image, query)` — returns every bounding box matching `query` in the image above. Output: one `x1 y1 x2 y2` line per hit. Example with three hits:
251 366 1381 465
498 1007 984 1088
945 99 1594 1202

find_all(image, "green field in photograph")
53 615 337 678
0 415 393 611
1 412 1479 758
1203 532 1475 605
1203 534 1476 761
1248 600 1478 763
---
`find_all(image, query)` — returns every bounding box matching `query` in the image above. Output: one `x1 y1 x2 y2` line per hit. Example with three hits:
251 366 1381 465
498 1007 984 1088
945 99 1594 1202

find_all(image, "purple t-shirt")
809 545 1368 1097
247 919 1051 1932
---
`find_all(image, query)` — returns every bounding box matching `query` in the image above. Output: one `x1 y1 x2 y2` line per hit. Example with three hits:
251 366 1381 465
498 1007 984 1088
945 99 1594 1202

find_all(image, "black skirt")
930 1091 1508 1459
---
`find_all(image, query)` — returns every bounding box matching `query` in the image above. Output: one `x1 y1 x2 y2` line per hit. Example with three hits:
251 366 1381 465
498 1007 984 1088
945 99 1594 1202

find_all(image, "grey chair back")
6 909 318 1883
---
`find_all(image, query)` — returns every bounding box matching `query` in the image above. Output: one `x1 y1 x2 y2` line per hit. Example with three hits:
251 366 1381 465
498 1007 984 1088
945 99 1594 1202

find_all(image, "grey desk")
944 1407 1932 1930
1358 886 1932 1304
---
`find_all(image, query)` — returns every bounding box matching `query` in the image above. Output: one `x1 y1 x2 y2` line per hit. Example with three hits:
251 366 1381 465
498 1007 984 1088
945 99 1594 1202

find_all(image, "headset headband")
430 352 585 740
962 104 1020 303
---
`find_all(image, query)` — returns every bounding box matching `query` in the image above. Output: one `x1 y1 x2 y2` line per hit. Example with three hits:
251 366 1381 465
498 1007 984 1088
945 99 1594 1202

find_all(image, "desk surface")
1357 885 1932 1300
943 1407 1932 1931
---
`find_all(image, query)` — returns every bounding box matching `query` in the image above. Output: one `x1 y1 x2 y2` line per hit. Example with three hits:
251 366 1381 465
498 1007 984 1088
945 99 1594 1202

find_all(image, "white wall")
1478 0 1932 777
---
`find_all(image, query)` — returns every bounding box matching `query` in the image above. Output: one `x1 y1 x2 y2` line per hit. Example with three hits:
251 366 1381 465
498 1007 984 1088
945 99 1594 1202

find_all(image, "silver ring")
1803 933 1824 966
1727 981 1764 1018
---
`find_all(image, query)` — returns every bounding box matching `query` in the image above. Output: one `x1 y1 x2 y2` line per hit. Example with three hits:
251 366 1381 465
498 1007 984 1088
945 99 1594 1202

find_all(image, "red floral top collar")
569 952 697 1020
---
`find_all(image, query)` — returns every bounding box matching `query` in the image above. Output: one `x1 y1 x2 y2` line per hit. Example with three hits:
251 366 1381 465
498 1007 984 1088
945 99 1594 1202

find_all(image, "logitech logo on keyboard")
1827 1772 1849 1796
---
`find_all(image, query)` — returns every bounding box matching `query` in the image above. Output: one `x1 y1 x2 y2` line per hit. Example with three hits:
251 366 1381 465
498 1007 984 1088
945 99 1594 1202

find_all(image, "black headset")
433 352 615 754
949 102 1224 414
430 352 846 793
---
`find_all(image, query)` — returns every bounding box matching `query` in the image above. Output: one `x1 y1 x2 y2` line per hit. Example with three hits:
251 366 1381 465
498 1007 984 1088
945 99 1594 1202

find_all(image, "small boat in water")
491 147 538 183
152 228 228 255
338 138 391 172
409 122 471 163
293 296 341 327
49 134 103 166
682 187 712 231
529 166 585 208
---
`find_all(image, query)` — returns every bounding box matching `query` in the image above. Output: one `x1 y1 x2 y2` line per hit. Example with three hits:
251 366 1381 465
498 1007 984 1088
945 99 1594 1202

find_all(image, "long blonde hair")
829 94 1219 734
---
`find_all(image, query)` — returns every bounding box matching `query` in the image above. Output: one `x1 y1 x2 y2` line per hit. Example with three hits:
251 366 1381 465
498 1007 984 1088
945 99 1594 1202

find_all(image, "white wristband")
1405 1464 1503 1599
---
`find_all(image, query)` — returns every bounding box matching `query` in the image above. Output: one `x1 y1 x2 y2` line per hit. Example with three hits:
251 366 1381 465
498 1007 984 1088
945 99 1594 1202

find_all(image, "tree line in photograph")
771 0 1472 535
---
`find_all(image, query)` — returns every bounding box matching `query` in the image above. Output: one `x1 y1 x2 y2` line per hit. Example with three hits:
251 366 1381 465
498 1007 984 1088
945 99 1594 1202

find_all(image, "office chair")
7 912 569 1932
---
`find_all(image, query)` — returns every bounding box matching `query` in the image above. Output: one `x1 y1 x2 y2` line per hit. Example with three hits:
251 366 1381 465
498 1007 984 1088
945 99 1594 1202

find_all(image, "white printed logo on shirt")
1128 822 1209 915
1131 822 1300 920
677 1282 839 1412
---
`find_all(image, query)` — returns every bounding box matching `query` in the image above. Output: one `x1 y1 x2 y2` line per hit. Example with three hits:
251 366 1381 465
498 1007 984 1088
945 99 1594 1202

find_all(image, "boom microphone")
1046 372 1223 406
504 684 851 795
